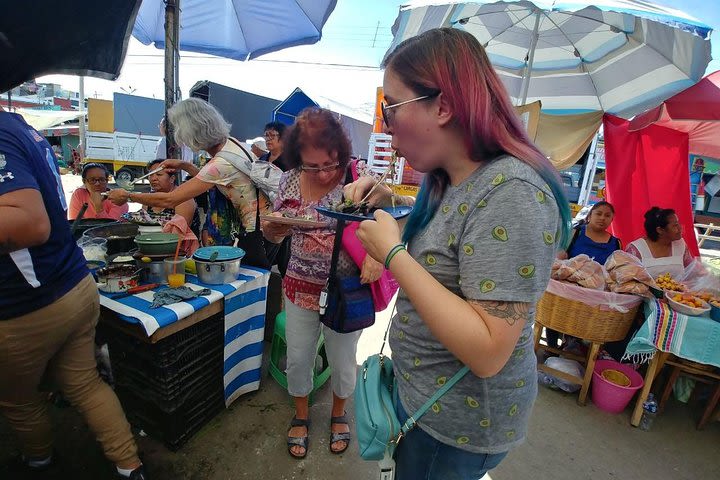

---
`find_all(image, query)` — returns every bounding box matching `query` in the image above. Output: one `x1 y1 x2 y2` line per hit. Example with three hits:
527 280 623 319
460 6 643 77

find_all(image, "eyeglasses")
85 177 108 184
300 163 340 173
381 92 440 128
264 132 279 140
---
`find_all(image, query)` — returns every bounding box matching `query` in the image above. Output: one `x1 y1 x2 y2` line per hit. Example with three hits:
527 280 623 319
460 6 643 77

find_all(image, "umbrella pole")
519 10 541 106
164 0 180 159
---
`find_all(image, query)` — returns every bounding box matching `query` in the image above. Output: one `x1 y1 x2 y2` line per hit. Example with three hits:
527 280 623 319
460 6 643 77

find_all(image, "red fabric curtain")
602 114 699 257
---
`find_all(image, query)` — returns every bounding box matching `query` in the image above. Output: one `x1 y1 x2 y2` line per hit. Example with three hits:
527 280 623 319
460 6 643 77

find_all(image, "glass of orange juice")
164 257 186 288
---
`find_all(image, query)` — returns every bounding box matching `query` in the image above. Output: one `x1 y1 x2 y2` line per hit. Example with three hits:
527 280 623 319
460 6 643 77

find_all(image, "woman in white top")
626 206 694 279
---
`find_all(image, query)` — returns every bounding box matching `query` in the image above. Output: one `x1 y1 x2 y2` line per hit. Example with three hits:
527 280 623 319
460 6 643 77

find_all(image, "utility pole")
371 21 380 48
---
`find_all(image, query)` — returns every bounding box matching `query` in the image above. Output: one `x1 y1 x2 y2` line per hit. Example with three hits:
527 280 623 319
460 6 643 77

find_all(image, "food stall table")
97 267 270 449
625 299 720 426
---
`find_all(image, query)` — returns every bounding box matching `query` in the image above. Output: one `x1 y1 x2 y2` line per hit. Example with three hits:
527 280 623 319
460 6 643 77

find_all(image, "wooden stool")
658 357 720 429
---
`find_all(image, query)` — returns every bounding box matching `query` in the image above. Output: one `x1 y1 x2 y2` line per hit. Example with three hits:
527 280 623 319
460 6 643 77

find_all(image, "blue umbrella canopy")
387 1 712 117
132 0 338 60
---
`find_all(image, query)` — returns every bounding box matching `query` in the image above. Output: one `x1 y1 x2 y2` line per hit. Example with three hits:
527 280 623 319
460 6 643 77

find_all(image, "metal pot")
136 258 167 284
96 265 140 293
192 246 246 285
83 223 139 255
194 258 242 284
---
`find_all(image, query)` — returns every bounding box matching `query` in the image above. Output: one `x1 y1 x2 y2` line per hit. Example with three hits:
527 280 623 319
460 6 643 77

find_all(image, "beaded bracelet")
384 244 406 269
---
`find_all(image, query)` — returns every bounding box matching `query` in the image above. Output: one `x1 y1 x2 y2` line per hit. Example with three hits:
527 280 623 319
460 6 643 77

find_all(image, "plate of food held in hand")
665 291 710 316
259 213 327 228
315 200 413 222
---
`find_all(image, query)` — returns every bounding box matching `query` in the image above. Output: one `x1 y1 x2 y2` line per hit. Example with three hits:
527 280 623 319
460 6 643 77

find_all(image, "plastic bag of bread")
605 250 642 271
605 251 656 287
552 255 606 290
609 280 651 297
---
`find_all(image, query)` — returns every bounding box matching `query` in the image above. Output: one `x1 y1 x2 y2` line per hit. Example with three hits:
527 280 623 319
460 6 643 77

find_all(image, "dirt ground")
1 311 719 480
1 174 719 479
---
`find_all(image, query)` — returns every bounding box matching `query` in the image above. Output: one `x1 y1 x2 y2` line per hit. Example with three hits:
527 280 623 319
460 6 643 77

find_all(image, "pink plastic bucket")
591 359 644 414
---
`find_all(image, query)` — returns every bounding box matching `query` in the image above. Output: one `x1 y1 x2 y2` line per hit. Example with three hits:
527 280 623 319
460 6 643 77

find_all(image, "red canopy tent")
629 71 720 158
602 71 720 258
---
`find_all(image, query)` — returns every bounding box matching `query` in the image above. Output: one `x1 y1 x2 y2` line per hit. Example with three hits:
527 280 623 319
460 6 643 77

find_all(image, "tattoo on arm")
474 301 530 326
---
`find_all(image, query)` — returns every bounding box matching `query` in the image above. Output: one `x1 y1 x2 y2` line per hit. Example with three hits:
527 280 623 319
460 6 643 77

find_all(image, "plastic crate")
105 312 223 370
116 381 225 451
113 347 223 406
108 327 223 384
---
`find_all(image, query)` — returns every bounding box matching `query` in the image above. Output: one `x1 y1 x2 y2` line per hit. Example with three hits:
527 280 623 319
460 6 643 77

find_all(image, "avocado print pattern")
480 279 496 293
518 264 535 278
465 396 480 408
477 198 487 208
463 244 474 256
448 233 457 247
491 173 506 186
458 203 469 215
442 205 451 214
431 402 441 414
492 226 508 242
426 254 437 265
535 190 546 203
543 231 554 245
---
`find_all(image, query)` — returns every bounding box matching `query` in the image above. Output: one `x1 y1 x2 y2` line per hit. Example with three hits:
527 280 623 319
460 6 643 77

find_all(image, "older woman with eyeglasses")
262 107 383 460
67 163 128 220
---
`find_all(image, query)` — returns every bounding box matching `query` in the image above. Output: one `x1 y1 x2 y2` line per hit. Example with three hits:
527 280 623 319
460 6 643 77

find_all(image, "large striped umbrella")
387 1 712 117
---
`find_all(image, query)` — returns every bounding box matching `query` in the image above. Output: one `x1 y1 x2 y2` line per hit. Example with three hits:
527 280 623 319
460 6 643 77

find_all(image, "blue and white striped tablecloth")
99 267 270 406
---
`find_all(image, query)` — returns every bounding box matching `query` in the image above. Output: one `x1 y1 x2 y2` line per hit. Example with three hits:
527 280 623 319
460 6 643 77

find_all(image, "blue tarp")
273 88 317 126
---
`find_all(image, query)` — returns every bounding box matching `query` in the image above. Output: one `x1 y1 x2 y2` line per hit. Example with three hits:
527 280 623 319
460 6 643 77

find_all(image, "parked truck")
83 93 164 184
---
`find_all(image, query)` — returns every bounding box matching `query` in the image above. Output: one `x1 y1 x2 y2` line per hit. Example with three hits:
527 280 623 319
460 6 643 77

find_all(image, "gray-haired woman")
108 98 281 268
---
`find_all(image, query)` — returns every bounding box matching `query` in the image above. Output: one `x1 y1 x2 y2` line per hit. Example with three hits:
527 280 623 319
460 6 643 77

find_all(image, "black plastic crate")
116 381 225 451
106 312 224 370
111 340 223 389
113 351 223 406
106 315 224 384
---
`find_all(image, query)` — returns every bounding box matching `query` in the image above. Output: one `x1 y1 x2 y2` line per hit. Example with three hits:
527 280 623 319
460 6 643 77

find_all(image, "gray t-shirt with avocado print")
390 156 560 454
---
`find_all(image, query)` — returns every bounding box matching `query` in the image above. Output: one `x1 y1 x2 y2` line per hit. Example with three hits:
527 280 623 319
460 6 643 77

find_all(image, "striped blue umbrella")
387 1 712 117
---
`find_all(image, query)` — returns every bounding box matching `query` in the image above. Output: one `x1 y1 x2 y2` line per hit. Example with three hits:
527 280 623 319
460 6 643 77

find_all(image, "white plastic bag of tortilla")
680 259 720 292
545 279 643 313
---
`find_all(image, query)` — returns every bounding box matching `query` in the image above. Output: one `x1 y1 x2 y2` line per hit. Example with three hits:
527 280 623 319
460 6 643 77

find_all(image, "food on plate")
331 199 373 216
670 292 706 308
655 272 686 292
709 299 720 308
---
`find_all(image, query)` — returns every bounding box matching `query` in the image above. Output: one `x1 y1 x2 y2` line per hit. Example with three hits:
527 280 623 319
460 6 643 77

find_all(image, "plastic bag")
545 279 642 313
551 255 606 290
537 357 584 393
681 259 720 292
605 251 656 296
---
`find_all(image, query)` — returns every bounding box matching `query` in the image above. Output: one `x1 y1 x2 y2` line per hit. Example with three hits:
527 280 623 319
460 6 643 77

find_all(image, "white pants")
284 294 362 399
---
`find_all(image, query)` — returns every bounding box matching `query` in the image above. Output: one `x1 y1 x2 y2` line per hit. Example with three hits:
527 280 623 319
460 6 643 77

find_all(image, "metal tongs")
115 166 165 190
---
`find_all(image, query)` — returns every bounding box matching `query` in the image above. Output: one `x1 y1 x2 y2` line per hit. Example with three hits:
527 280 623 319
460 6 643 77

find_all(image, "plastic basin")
591 359 644 414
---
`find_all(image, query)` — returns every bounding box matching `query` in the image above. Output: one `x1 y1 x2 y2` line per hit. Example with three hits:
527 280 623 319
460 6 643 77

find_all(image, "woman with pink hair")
346 28 570 479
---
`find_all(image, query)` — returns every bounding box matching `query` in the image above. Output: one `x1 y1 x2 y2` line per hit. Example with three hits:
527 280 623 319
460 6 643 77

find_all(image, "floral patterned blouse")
196 138 272 233
275 168 357 311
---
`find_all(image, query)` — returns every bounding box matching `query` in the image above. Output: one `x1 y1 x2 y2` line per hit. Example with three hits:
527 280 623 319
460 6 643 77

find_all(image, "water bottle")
639 393 658 431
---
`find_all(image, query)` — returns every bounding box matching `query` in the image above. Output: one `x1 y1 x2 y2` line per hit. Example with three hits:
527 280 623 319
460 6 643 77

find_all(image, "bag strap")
327 219 346 283
399 365 470 439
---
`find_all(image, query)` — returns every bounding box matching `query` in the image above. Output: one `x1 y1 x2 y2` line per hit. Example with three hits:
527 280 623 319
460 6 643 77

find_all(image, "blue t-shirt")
567 225 621 265
0 112 88 320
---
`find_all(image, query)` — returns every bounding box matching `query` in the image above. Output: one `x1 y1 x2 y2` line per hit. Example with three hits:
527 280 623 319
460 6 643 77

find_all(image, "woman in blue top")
549 201 621 349
560 201 621 265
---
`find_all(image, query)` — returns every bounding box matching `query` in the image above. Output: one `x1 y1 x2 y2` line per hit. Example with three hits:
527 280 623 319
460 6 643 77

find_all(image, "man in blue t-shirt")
0 107 146 479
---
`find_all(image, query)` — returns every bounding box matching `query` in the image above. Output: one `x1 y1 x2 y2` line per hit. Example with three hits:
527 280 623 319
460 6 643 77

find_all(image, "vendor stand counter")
624 300 720 427
97 267 270 450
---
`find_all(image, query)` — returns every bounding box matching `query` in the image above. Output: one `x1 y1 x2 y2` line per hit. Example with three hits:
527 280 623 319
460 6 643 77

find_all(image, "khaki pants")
0 275 139 468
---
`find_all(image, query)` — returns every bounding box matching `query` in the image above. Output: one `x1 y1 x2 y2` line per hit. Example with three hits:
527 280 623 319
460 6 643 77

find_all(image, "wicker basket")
536 291 639 343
